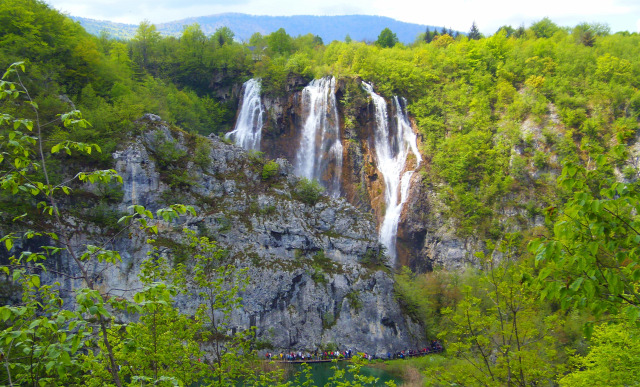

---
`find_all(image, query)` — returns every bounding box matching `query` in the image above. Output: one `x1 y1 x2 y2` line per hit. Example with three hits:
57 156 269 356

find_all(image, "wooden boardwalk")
274 358 346 364
271 349 443 364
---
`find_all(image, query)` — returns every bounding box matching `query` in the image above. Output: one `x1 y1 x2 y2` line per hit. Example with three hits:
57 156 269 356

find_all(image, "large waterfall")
225 78 264 150
294 77 343 197
363 82 422 263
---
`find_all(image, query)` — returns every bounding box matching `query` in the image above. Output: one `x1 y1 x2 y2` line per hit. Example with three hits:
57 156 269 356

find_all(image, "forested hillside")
1 0 640 385
72 14 448 44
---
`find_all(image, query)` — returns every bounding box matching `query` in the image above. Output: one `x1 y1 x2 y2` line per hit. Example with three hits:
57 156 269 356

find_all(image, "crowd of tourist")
387 340 444 360
264 340 443 362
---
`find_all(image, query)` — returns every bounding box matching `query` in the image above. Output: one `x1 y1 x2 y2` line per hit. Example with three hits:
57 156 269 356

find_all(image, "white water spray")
225 79 264 150
363 82 422 263
294 77 343 197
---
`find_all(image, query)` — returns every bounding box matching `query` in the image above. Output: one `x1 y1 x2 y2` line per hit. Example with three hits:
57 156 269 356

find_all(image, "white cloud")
370 0 639 33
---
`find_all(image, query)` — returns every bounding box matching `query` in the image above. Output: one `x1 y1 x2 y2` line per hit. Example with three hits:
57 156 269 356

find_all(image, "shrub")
261 160 279 180
311 265 327 285
152 132 187 168
360 247 388 267
194 138 211 169
295 178 324 205
322 311 336 329
622 165 637 180
345 291 362 311
533 150 549 169
248 150 265 164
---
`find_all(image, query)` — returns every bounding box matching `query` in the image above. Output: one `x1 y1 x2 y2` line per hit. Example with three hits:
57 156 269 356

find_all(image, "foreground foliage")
0 63 398 387
2 0 640 385
0 63 262 386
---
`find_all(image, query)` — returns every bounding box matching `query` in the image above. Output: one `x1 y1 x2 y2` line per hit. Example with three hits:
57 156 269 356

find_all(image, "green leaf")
569 277 583 292
0 307 11 321
134 293 144 303
538 267 552 280
624 305 640 321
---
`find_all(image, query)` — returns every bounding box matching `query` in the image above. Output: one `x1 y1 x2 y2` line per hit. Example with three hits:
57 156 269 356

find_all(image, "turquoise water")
288 361 401 386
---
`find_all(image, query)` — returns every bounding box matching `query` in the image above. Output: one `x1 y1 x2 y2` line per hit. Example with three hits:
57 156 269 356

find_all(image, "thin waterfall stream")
225 78 264 150
294 76 343 197
363 82 422 263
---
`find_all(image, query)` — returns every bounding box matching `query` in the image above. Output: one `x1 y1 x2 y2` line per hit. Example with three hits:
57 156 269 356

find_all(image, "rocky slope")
36 114 425 355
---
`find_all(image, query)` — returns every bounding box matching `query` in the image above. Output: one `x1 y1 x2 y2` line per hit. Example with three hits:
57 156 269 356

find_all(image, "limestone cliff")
57 114 425 355
256 77 437 269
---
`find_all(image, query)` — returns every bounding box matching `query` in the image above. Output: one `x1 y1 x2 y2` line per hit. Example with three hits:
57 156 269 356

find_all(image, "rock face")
78 115 424 355
396 174 481 271
256 77 454 271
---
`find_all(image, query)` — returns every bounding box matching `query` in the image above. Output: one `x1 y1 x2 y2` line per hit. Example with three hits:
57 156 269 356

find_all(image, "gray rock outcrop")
34 115 425 356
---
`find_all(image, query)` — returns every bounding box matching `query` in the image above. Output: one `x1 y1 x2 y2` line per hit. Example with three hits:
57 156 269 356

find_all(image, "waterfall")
225 78 264 150
294 77 343 197
363 82 422 263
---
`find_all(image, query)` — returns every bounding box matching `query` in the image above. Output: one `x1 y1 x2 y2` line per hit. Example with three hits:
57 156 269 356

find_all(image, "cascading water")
294 76 343 197
363 82 422 263
225 78 264 150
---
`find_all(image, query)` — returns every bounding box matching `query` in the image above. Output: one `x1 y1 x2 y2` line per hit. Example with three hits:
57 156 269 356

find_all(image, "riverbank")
369 354 448 386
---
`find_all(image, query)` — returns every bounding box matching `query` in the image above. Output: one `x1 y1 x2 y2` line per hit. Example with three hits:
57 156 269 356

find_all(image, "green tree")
424 27 432 43
573 23 596 47
530 17 559 39
180 229 254 385
0 272 90 386
496 25 516 37
175 23 209 92
529 148 640 328
212 26 235 47
0 63 204 387
80 282 206 387
559 318 640 386
266 28 294 56
376 28 399 48
437 236 562 385
0 0 103 95
0 62 127 386
131 20 160 73
468 22 482 40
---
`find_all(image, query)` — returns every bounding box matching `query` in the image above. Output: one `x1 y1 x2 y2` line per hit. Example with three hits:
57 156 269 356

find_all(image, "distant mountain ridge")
72 13 453 44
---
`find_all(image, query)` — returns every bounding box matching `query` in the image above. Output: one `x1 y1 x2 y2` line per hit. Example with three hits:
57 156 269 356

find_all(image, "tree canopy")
376 28 399 48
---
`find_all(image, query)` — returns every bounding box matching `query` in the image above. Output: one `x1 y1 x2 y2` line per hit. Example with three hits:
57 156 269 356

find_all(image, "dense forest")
1 0 640 385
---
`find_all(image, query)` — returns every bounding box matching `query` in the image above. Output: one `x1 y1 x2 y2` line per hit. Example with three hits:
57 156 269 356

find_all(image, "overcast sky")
45 0 640 34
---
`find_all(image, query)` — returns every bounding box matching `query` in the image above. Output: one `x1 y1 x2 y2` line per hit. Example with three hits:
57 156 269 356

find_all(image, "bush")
261 160 279 180
360 247 388 267
151 132 187 168
248 150 265 164
345 291 362 311
295 178 324 205
322 311 336 329
533 150 548 169
622 165 637 180
194 138 211 169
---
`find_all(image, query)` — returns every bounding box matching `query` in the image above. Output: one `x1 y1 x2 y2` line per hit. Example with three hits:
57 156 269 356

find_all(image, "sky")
45 0 640 35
